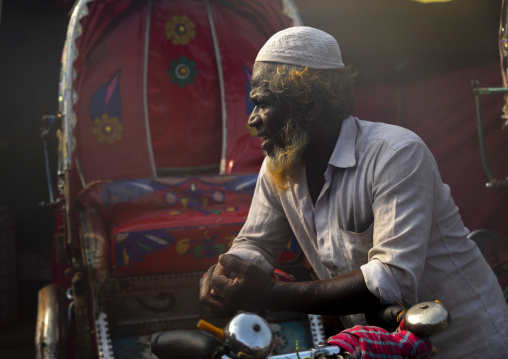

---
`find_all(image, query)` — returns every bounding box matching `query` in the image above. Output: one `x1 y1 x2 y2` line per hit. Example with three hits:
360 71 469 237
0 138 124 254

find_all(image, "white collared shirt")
228 116 508 358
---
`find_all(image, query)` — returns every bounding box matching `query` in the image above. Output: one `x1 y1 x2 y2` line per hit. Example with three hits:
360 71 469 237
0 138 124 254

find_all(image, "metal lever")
39 113 62 206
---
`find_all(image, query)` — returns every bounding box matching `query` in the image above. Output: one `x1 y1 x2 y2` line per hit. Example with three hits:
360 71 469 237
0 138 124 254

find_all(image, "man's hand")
201 256 380 317
210 254 274 312
199 263 237 317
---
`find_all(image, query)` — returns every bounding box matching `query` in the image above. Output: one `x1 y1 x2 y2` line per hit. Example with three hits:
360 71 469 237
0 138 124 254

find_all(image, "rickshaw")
35 1 323 358
35 0 508 358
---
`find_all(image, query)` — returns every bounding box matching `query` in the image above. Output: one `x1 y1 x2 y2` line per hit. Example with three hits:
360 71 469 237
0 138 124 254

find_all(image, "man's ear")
304 97 323 123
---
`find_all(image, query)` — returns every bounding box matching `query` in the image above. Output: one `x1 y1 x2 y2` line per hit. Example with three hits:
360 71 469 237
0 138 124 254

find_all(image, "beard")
266 115 309 193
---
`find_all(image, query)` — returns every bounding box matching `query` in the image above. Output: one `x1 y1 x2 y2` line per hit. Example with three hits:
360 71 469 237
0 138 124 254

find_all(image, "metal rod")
43 139 55 203
143 0 157 177
473 86 508 96
471 81 508 191
473 89 496 180
205 0 228 174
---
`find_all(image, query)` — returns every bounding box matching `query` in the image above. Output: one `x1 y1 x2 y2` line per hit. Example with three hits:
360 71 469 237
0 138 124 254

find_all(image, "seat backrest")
79 174 258 220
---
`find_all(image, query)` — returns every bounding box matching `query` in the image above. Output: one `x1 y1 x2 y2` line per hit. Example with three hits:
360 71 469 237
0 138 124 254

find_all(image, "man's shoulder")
354 117 423 151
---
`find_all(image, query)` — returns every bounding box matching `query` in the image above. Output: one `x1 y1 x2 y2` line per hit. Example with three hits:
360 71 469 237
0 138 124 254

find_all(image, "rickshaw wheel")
35 284 68 359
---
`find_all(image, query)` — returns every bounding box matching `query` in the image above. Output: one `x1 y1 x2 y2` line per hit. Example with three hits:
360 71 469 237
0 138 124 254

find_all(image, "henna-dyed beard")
266 115 309 193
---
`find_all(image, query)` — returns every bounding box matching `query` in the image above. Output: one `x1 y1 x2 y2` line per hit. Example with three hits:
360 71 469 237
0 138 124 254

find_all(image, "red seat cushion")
79 175 258 221
79 175 301 276
110 205 248 275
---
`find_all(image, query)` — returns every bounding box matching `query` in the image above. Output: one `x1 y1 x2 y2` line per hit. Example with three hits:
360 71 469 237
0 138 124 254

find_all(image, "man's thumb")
219 254 244 271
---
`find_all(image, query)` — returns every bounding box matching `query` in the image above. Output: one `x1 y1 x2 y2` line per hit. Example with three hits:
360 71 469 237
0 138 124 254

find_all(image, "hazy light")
410 0 453 3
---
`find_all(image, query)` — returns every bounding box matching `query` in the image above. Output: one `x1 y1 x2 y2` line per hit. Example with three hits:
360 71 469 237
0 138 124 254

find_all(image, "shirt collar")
328 116 357 169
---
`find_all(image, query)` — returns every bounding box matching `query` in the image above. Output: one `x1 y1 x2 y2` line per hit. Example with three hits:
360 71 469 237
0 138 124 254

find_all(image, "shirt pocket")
338 222 374 269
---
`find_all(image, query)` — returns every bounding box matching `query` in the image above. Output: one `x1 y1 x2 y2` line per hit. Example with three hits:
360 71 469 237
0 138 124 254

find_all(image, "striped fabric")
327 325 432 359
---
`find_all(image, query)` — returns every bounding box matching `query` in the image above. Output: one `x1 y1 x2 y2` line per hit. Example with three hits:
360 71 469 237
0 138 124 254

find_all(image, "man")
200 26 508 357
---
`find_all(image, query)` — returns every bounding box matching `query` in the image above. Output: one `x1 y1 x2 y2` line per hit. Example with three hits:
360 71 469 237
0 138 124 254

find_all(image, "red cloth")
73 0 155 182
71 0 294 183
327 325 432 359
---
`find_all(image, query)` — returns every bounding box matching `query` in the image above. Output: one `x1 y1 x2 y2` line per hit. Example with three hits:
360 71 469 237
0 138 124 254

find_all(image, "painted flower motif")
165 15 196 45
92 113 123 145
193 235 223 260
502 35 508 56
168 56 198 87
226 236 236 248
176 238 191 255
115 230 176 268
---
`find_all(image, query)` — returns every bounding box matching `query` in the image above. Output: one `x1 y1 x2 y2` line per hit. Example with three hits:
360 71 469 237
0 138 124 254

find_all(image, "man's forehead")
251 62 277 88
249 79 271 98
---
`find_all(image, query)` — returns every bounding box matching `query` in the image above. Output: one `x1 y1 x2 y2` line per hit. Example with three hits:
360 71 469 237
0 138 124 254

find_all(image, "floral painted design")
164 181 226 212
89 70 123 144
114 227 235 268
99 176 257 208
176 238 191 255
502 35 508 56
192 235 228 260
168 56 198 87
115 230 177 267
165 15 196 45
92 113 124 145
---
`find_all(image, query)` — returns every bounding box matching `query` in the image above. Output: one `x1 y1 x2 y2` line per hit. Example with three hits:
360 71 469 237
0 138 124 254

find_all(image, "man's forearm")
210 255 381 316
266 269 380 315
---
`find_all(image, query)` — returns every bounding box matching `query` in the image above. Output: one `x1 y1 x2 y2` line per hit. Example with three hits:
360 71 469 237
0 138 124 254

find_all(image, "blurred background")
0 0 504 357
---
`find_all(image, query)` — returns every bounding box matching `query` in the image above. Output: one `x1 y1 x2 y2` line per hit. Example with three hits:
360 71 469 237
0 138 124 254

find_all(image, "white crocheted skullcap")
256 26 345 70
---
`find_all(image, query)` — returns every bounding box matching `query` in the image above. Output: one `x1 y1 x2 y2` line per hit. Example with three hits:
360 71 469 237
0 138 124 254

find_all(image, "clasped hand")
199 254 274 316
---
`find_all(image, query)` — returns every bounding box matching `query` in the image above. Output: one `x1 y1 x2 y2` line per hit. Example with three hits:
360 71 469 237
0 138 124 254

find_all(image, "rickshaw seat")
109 205 249 276
78 174 301 278
79 175 258 221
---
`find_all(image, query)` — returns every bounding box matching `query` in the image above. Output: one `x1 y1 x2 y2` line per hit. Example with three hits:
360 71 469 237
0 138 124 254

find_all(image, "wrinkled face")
248 62 290 157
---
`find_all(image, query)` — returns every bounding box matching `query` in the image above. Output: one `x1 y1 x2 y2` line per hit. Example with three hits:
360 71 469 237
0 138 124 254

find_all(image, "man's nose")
248 110 260 127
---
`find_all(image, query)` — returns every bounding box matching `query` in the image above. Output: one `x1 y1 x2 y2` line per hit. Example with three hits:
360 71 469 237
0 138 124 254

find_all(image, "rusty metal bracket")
471 81 508 192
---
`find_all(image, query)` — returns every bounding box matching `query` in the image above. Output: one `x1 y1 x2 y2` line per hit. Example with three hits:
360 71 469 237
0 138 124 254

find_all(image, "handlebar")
365 303 404 332
268 346 343 359
151 300 450 359
150 329 345 359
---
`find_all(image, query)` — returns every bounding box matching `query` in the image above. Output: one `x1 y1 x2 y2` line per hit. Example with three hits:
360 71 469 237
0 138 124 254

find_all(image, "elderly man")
200 26 508 357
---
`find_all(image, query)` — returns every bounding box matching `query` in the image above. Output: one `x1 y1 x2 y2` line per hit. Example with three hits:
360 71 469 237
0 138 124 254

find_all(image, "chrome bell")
224 312 275 358
403 301 451 337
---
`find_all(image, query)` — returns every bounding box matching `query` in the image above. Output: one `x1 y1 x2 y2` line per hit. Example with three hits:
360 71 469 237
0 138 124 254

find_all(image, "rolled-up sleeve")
227 160 294 274
361 140 435 306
